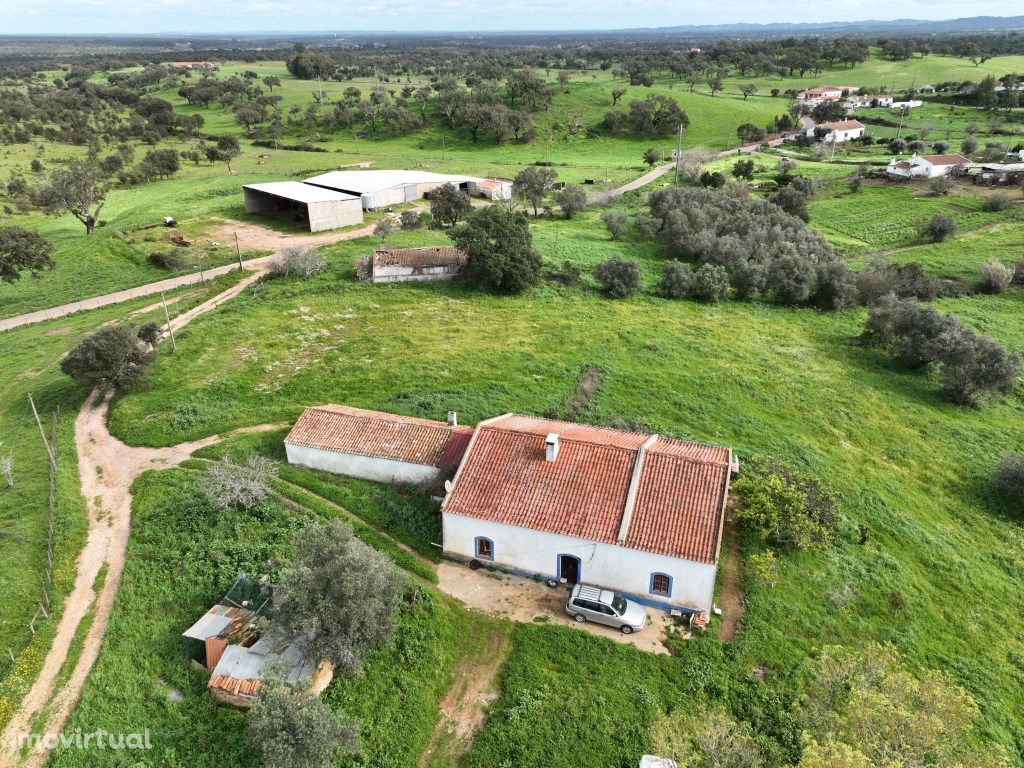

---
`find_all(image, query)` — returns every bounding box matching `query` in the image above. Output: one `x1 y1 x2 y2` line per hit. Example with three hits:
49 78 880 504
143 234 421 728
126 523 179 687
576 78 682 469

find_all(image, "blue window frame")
649 572 673 598
474 537 494 561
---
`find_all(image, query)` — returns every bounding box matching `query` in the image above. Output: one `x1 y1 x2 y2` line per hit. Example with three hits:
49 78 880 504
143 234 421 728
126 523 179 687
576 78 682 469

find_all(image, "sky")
0 0 1017 35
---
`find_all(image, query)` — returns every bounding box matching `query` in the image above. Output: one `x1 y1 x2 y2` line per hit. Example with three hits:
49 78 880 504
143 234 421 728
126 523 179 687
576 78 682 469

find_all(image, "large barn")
441 415 738 614
242 182 364 232
303 170 511 210
284 404 473 485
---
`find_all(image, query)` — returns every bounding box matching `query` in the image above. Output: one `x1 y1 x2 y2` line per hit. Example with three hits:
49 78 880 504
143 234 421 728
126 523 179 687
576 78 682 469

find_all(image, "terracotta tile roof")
821 119 865 131
285 404 459 467
438 427 475 474
443 415 733 564
372 246 466 270
921 154 970 166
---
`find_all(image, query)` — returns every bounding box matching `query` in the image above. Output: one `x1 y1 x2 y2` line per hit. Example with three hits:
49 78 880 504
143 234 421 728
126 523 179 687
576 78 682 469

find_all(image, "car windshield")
611 594 627 614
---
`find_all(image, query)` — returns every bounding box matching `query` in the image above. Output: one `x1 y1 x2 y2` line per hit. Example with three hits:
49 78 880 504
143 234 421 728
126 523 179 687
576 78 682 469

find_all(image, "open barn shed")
243 181 363 232
303 170 510 210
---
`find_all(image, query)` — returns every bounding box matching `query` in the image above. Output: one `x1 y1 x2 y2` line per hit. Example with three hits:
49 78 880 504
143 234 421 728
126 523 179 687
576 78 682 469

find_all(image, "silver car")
565 584 647 634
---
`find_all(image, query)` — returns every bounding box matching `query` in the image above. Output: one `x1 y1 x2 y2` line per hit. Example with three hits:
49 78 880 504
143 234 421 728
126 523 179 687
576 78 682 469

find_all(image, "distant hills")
624 15 1024 38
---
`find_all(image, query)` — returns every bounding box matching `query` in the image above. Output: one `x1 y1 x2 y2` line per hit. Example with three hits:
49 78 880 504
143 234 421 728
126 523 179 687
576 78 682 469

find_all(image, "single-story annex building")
441 414 738 614
284 404 474 485
886 153 970 179
242 181 364 232
356 246 467 283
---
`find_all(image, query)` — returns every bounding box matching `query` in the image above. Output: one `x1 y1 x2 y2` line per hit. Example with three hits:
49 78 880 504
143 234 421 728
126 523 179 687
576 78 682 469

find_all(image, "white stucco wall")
286 443 440 485
370 264 458 283
442 513 718 612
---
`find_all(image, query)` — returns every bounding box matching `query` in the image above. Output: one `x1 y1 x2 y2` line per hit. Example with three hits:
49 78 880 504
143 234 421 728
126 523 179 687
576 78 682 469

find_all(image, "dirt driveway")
437 562 675 654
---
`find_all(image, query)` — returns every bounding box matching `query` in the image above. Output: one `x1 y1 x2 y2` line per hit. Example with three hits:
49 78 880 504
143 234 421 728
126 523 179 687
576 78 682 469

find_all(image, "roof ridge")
616 434 659 546
479 422 646 451
311 404 452 429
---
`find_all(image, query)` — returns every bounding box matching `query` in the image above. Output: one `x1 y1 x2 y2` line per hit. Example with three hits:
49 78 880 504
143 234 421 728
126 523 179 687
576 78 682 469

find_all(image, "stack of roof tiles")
443 415 734 564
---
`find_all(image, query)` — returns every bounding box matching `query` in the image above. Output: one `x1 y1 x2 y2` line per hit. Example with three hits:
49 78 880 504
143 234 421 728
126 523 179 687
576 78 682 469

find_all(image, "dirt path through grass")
718 515 745 642
0 278 281 767
418 626 510 768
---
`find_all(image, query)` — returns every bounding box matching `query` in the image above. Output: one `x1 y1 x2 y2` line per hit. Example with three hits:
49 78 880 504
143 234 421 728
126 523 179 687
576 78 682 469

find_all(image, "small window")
650 573 672 597
475 537 494 561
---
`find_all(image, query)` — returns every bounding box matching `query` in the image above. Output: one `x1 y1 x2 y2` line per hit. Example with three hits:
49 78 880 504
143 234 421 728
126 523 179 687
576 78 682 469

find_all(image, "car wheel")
620 625 633 635
574 613 586 623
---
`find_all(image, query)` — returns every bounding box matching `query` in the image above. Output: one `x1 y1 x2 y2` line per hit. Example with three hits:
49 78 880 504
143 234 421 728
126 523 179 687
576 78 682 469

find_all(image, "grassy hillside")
98 217 1024 760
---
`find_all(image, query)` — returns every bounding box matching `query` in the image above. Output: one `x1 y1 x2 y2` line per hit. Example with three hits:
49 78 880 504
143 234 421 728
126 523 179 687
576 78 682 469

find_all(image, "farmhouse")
845 94 894 108
891 99 923 110
441 414 737 614
304 169 511 210
242 181 364 232
181 576 333 709
356 246 467 283
807 119 866 143
886 153 970 179
284 404 473 484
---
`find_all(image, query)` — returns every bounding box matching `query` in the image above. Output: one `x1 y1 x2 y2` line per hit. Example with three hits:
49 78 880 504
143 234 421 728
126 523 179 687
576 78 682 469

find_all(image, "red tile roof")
443 415 733 564
372 246 466 270
285 404 459 467
821 119 865 131
921 154 970 166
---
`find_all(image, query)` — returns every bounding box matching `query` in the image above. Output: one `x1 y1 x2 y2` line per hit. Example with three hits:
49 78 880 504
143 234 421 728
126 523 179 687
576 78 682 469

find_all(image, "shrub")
983 192 1012 212
60 325 155 389
632 212 661 239
429 182 473 226
554 184 587 218
733 461 842 550
888 137 907 154
546 260 581 288
594 254 641 298
978 260 1014 294
137 321 161 345
768 186 810 222
249 672 359 768
451 206 542 294
690 263 730 302
148 250 187 271
270 247 327 278
855 261 946 303
656 259 694 299
790 176 818 198
929 176 953 196
204 455 277 511
923 213 957 242
993 453 1024 509
601 210 629 240
732 159 755 180
399 210 422 229
699 170 726 188
373 217 395 243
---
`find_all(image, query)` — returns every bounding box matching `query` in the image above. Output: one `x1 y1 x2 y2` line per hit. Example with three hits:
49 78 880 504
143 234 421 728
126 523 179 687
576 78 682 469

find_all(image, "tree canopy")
0 227 54 283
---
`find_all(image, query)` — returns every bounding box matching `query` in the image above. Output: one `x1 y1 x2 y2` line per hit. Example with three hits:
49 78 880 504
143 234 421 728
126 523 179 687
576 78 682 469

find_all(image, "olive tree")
249 670 358 768
0 226 54 283
33 162 108 234
512 166 557 217
554 184 587 219
450 206 541 294
601 211 629 240
60 325 155 389
429 182 472 227
978 260 1013 294
204 456 278 511
272 518 404 675
594 254 641 297
656 259 694 299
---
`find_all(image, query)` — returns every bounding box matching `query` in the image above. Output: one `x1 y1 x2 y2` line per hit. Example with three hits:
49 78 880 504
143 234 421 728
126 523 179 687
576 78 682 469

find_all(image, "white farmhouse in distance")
441 414 738 615
891 99 924 111
886 153 970 179
807 119 866 143
845 94 894 108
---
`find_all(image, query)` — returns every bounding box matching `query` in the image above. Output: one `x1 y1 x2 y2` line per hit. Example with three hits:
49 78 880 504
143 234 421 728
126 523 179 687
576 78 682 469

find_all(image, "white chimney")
545 433 560 462
447 411 457 427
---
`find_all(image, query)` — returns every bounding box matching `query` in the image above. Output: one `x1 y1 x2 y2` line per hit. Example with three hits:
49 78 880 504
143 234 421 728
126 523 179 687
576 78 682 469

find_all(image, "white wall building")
441 415 737 615
845 94 894 108
304 170 510 210
891 100 923 111
806 119 866 143
284 404 473 485
886 153 970 179
356 246 467 284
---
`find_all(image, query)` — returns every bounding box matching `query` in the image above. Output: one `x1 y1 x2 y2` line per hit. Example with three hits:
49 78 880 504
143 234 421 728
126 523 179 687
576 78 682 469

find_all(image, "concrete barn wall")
442 513 718 612
286 443 440 485
307 199 363 232
363 186 408 210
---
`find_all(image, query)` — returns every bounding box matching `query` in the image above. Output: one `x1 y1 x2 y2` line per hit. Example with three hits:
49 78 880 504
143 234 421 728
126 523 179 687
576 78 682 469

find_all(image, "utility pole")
234 232 244 271
160 291 177 352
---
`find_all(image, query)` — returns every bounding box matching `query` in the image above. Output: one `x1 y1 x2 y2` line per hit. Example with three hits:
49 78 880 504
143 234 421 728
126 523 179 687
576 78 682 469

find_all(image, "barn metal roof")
303 169 481 195
243 181 359 204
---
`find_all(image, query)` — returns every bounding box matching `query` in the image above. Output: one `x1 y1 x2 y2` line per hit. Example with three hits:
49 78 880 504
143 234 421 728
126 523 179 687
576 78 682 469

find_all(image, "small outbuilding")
356 246 467 283
284 404 474 485
243 181 363 232
886 153 969 179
